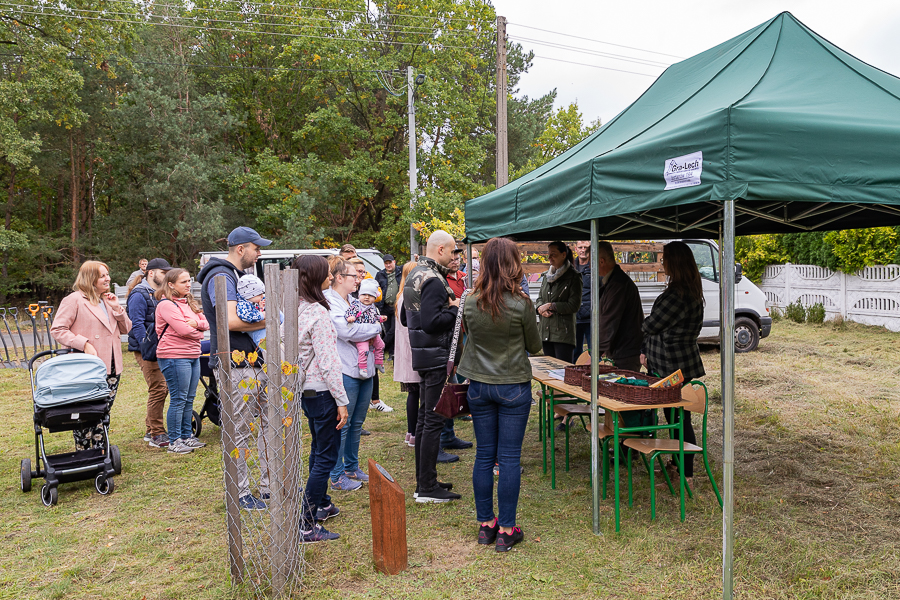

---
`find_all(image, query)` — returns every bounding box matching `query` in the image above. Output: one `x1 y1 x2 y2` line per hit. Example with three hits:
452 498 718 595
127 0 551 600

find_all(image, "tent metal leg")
721 200 736 599
590 219 601 535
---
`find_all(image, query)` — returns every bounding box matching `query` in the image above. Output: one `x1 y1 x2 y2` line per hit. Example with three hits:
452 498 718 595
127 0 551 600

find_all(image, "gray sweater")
323 288 382 379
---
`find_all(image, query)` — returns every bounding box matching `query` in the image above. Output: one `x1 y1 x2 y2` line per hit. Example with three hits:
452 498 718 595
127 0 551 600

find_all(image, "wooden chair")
623 381 723 521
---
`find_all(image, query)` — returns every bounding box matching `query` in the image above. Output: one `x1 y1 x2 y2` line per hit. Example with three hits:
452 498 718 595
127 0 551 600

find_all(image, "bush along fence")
0 303 57 367
213 265 307 598
760 263 900 331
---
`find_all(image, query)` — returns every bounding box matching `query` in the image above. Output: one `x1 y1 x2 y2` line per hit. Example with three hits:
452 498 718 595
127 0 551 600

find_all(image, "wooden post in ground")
280 268 301 577
215 276 244 584
263 264 287 594
368 458 407 575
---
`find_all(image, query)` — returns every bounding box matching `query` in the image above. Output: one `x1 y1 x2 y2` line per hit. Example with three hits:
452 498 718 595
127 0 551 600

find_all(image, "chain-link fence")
213 265 307 597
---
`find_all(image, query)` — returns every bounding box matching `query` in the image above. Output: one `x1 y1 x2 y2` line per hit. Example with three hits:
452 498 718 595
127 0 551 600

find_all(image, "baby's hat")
358 278 379 299
238 274 265 299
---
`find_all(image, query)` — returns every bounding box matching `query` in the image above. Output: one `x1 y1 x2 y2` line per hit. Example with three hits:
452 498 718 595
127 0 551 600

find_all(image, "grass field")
1 320 899 599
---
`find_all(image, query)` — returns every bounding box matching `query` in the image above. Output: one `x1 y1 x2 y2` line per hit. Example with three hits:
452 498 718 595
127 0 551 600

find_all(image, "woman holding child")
154 268 209 455
323 258 382 491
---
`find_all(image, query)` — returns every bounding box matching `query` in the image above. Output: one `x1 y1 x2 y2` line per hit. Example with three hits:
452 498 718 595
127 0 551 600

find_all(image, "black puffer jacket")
400 258 458 372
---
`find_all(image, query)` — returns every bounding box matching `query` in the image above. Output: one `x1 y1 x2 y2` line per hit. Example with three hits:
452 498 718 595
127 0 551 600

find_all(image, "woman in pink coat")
392 262 421 448
154 268 209 455
51 260 132 450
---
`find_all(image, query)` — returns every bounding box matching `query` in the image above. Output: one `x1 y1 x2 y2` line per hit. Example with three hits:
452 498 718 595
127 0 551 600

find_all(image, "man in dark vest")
400 230 462 503
198 226 271 511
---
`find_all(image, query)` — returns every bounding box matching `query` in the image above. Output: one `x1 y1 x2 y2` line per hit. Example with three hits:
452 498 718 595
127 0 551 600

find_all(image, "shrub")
769 306 782 322
807 302 826 324
831 313 846 330
785 301 806 323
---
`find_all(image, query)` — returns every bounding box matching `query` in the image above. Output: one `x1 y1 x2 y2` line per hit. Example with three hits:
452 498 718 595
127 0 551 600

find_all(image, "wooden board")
368 458 408 575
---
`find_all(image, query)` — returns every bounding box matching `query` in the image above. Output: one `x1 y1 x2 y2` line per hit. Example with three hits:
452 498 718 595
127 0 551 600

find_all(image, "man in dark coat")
375 254 402 357
594 241 644 371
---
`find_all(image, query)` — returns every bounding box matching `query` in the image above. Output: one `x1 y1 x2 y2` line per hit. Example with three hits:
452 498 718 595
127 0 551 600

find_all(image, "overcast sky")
490 0 900 126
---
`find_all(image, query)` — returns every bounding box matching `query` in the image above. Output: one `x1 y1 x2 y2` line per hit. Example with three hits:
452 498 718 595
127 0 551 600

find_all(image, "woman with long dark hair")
640 241 705 483
293 254 349 543
535 241 582 363
155 268 209 454
458 237 542 552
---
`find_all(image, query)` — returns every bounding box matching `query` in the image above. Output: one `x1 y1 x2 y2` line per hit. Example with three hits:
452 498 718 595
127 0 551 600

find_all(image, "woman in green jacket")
458 237 542 553
536 241 583 363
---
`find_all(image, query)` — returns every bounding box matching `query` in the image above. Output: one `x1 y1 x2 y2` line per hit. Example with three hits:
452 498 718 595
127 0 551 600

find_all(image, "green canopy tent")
464 12 900 600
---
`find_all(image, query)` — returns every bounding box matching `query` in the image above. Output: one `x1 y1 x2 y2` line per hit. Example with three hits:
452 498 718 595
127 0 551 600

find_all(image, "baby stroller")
20 349 121 506
192 340 221 438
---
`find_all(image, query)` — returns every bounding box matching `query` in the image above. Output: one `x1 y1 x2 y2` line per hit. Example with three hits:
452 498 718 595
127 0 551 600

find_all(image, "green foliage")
735 235 791 283
807 302 826 324
823 227 898 273
785 301 806 323
510 102 601 181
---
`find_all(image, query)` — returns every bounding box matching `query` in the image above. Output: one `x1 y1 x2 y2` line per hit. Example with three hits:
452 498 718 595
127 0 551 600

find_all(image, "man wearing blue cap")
198 226 272 510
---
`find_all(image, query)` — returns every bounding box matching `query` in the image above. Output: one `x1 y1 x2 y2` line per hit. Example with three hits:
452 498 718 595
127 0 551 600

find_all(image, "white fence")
760 263 900 332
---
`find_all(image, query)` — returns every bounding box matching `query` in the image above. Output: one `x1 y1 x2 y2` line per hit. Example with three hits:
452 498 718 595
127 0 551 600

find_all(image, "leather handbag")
434 289 470 419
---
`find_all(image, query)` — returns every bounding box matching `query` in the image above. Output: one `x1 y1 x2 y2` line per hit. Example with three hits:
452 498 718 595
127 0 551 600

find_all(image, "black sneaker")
360 428 371 436
415 486 461 503
442 437 473 450
495 526 524 552
437 450 459 463
412 481 453 498
478 521 499 545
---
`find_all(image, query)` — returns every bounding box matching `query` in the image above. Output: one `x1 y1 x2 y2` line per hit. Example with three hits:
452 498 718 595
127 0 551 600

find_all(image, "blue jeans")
158 357 200 441
468 380 532 527
301 390 339 526
330 374 373 480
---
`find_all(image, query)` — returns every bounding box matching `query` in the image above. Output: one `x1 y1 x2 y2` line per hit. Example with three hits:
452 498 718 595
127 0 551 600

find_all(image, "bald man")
400 230 463 503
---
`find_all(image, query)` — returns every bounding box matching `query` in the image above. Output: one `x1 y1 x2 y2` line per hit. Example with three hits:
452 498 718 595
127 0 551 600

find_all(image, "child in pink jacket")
155 268 209 455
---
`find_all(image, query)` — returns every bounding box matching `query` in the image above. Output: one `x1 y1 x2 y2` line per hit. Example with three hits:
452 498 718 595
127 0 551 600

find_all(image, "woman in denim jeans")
458 237 542 552
154 268 209 454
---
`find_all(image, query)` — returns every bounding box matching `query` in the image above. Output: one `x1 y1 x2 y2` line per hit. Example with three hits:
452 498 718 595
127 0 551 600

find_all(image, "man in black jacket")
374 254 401 357
198 226 271 511
400 230 462 503
594 241 644 371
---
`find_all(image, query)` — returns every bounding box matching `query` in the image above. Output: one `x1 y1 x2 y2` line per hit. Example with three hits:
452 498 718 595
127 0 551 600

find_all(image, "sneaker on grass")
415 486 461 503
149 433 170 448
331 474 363 491
300 524 339 543
316 503 340 522
495 526 524 552
143 432 152 442
371 399 394 412
345 468 369 482
182 437 206 448
166 439 192 454
238 494 267 510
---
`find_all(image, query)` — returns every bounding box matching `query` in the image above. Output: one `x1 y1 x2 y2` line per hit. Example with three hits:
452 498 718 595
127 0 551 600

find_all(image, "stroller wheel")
110 445 122 475
20 459 32 493
95 474 114 495
192 410 202 438
41 484 57 507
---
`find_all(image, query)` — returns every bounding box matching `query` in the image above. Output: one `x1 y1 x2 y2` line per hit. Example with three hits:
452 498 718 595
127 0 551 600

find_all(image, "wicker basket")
565 364 616 386
582 369 682 405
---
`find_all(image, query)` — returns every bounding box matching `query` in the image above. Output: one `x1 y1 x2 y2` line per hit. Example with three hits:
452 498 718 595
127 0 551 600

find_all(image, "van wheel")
734 317 760 353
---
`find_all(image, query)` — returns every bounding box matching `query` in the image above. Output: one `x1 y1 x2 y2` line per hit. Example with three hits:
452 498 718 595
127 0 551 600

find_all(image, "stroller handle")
28 348 75 370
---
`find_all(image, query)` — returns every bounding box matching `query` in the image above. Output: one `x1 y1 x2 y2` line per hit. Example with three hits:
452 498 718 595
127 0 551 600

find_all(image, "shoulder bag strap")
445 289 469 377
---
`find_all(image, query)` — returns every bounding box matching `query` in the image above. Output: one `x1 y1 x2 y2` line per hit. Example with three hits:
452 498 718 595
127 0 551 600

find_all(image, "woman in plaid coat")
640 241 705 481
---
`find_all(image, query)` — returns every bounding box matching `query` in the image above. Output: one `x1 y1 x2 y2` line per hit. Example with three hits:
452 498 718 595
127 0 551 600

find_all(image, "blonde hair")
155 268 202 313
395 261 416 319
73 260 109 305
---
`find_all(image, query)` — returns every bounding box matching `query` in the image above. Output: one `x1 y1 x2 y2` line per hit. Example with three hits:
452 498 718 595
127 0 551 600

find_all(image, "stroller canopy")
34 353 110 408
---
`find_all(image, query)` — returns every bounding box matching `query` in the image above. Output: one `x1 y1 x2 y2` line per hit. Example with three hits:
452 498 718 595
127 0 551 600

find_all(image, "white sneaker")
371 400 394 412
167 440 193 454
183 437 206 448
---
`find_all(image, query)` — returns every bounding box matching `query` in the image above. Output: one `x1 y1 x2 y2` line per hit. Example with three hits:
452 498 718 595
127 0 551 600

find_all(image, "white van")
526 239 772 352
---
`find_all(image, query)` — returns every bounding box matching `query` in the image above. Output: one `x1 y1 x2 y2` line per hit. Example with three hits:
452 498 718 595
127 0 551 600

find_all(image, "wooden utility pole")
495 15 508 188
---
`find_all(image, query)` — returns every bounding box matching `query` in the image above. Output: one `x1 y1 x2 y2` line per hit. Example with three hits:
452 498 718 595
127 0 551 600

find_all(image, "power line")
509 35 671 68
1 6 486 50
508 22 685 60
531 55 660 78
58 0 493 39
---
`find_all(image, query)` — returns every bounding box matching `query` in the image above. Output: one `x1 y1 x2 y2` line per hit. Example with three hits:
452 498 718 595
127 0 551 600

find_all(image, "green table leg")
550 388 557 489
541 384 548 474
678 407 686 522
613 411 620 532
